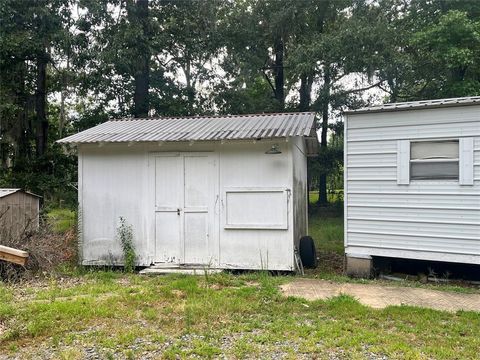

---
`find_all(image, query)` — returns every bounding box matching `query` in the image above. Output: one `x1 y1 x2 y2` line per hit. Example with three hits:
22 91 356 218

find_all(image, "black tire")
299 236 318 268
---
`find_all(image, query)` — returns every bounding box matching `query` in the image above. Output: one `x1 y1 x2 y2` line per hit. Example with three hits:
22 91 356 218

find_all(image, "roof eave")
344 98 480 115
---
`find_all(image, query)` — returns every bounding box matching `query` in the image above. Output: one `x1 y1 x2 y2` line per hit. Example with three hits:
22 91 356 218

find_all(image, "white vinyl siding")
345 105 480 265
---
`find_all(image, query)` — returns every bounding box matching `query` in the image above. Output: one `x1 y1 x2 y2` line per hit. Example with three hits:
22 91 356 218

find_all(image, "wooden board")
0 245 28 266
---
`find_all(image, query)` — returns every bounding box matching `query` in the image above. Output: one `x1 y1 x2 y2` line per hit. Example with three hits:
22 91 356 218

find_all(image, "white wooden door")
154 154 183 264
154 153 217 265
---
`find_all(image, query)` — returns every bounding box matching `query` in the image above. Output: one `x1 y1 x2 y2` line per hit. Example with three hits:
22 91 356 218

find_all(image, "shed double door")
154 153 218 266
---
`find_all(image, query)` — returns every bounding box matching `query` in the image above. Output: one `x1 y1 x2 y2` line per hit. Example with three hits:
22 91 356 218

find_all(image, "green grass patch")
1 272 480 359
309 215 344 254
46 208 76 233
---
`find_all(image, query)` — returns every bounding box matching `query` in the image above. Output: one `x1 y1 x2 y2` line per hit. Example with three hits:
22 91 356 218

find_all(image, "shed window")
410 140 459 180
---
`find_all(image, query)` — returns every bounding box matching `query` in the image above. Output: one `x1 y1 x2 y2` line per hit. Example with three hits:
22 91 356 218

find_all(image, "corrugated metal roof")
0 189 41 199
344 96 480 115
58 112 317 144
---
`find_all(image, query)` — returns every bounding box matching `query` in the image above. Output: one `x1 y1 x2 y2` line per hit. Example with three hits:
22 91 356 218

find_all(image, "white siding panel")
348 193 480 208
345 105 480 264
348 219 480 238
347 180 480 193
348 167 396 180
347 140 397 153
347 153 396 166
348 233 480 255
348 122 480 142
348 206 480 223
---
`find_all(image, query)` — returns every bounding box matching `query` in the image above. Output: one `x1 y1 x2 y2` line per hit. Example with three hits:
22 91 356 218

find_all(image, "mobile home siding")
345 105 480 264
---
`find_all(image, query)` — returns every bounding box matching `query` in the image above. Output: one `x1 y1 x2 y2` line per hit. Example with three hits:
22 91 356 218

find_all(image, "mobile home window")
410 140 459 180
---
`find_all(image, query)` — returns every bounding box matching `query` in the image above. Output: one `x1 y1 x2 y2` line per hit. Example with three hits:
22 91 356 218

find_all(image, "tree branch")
261 58 276 97
337 80 383 97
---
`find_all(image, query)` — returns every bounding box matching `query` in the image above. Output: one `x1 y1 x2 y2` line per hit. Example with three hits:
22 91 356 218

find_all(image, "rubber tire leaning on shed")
299 236 318 268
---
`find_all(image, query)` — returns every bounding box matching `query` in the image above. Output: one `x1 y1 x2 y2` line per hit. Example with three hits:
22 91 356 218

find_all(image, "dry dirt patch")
281 278 480 312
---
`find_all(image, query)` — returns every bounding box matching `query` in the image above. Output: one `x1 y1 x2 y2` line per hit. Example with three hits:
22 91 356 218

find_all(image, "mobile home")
344 97 480 276
58 112 318 272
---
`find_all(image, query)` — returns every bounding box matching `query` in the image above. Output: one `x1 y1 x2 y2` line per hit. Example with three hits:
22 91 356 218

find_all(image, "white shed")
344 96 480 276
58 112 318 271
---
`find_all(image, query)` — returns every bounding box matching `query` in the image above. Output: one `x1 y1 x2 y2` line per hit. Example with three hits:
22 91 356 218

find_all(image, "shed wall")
345 105 480 264
0 192 40 243
291 137 308 249
79 140 298 270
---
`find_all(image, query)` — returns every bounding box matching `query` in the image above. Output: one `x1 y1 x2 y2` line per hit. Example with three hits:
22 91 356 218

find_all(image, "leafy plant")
117 217 136 273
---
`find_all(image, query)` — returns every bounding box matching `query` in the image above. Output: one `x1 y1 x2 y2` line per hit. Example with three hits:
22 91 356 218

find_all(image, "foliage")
116 217 136 273
46 208 76 233
1 0 480 208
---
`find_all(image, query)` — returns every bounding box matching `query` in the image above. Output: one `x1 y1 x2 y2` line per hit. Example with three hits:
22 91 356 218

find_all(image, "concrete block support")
346 254 372 278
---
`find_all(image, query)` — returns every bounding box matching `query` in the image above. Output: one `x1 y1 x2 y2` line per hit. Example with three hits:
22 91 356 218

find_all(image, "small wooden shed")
0 189 41 242
344 96 480 276
58 112 318 271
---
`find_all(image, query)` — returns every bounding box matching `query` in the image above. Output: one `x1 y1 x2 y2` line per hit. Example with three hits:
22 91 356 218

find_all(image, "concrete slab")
139 265 222 275
281 278 480 312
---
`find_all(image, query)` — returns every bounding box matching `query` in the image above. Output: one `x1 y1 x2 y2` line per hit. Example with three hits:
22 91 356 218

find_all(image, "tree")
130 0 151 117
288 0 384 204
374 0 480 101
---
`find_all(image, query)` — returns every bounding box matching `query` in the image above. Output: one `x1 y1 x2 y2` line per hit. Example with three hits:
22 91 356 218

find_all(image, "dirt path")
281 279 480 312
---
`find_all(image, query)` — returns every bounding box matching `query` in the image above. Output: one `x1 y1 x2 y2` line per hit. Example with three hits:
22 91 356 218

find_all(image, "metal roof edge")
57 112 318 144
107 111 317 122
343 96 480 115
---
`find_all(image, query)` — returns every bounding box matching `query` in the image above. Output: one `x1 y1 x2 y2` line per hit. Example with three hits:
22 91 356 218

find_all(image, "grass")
309 215 344 254
1 271 480 359
46 209 76 233
1 198 478 357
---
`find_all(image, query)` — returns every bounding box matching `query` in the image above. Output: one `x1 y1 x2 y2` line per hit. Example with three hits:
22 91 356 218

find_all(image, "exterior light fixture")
265 144 282 154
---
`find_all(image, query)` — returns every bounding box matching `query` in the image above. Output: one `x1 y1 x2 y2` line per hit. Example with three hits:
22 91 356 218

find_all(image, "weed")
117 217 136 273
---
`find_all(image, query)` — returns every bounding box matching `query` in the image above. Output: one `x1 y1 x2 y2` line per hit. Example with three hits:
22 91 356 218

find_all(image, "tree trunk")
12 61 29 162
387 75 398 103
35 54 48 157
318 65 331 205
132 0 150 118
59 55 69 138
184 58 195 115
299 73 313 111
273 36 285 110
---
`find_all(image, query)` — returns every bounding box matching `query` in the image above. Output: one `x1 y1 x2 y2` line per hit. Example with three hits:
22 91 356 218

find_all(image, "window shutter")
397 140 410 185
459 137 474 185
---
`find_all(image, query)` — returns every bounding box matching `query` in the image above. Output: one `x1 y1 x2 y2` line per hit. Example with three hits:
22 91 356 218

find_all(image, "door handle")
177 208 181 215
